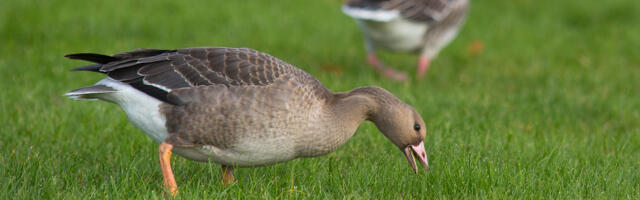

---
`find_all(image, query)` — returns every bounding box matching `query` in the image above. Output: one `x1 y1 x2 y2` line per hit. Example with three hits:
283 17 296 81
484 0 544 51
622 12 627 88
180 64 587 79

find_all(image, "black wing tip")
65 53 116 73
64 53 85 58
65 53 118 64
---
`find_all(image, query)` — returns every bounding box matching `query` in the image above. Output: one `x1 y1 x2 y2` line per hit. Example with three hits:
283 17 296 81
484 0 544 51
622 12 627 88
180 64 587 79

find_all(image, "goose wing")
67 47 324 104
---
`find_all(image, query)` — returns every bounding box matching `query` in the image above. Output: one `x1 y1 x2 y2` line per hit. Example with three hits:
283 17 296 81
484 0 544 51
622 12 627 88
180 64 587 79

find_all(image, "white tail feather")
64 85 117 100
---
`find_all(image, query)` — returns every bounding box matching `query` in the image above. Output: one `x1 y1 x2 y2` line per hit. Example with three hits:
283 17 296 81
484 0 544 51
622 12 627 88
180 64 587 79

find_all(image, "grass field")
1 0 640 199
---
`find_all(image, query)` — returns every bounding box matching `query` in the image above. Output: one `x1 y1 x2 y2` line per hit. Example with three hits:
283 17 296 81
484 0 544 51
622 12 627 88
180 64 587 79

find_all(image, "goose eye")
413 124 420 131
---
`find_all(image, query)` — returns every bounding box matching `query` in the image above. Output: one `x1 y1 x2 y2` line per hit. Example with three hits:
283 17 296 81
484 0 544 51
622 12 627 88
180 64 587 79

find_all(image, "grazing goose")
65 47 428 195
342 0 469 80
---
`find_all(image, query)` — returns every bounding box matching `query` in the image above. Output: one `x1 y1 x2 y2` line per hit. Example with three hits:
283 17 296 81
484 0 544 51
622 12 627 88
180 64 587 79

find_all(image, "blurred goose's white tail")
341 5 399 22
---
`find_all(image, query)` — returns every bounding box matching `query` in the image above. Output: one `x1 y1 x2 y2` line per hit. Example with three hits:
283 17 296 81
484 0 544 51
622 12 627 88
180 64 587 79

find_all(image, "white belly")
356 18 429 52
174 136 298 167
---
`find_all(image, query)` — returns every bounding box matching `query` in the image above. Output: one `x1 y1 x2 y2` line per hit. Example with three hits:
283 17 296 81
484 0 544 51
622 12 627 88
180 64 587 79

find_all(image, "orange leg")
158 142 178 196
221 165 235 186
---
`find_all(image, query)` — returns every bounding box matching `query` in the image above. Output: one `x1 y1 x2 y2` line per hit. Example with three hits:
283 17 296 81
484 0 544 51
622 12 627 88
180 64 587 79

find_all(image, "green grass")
1 0 639 199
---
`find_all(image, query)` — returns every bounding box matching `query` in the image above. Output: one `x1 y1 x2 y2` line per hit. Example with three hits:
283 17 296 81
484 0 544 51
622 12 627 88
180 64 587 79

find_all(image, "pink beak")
403 141 429 173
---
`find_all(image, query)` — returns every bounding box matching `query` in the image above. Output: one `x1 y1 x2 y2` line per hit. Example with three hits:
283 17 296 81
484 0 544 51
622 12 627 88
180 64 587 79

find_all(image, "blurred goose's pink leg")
366 54 407 81
417 56 430 79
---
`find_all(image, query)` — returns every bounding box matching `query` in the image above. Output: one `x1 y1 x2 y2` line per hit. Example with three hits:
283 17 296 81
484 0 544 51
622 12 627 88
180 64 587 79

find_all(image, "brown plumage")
65 47 428 196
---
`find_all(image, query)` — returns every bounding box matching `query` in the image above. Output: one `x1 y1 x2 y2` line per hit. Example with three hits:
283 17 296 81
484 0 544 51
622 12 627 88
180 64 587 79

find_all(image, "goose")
64 47 428 195
342 0 469 80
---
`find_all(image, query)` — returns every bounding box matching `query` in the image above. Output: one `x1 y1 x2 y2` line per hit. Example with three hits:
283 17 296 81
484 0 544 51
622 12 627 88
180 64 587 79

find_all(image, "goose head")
346 86 429 173
371 103 428 173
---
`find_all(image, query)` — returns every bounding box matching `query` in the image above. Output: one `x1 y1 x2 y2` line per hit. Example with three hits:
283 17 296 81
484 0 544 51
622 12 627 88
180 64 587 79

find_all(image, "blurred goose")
342 0 469 80
65 47 428 195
